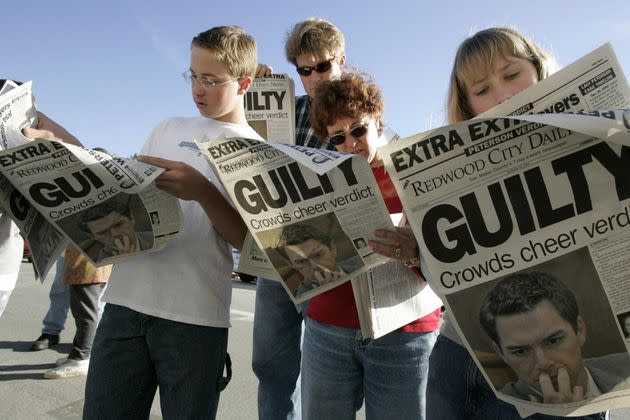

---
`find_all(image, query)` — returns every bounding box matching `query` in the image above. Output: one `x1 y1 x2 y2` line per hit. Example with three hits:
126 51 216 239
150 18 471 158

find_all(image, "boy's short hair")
309 72 385 140
285 18 345 65
192 26 257 78
447 26 558 123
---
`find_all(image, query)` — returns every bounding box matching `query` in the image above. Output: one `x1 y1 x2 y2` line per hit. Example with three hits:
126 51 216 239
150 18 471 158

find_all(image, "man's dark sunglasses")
295 58 335 77
327 122 369 146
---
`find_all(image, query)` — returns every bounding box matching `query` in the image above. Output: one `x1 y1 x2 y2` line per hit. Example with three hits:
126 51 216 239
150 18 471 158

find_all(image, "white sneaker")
55 356 68 366
43 358 89 379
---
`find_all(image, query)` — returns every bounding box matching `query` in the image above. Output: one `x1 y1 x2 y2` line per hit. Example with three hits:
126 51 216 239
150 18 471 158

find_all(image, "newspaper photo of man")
79 198 152 261
274 220 363 297
149 211 161 226
57 193 154 264
479 271 630 404
353 237 368 250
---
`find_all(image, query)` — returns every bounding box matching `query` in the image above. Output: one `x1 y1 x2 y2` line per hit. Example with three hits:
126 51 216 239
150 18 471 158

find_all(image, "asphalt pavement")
0 262 259 419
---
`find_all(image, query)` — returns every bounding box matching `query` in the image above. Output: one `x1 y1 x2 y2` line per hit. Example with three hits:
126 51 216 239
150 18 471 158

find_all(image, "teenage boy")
252 18 346 420
24 26 260 419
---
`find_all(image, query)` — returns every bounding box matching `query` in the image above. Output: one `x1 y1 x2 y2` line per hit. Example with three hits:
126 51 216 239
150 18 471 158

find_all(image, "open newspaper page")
245 74 295 144
0 140 183 268
381 43 630 416
351 249 443 339
198 137 394 305
0 99 183 271
0 81 66 279
351 212 442 339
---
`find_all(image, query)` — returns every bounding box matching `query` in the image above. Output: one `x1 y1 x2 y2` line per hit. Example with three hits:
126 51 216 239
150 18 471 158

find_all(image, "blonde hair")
285 18 345 65
447 27 557 123
191 26 257 78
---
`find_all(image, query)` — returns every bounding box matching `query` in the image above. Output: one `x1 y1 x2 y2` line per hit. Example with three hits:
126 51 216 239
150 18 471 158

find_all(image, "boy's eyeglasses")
327 121 370 146
295 58 335 77
181 71 239 89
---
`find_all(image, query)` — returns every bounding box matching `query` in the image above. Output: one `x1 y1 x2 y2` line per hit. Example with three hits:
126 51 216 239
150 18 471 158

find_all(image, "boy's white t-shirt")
102 117 262 328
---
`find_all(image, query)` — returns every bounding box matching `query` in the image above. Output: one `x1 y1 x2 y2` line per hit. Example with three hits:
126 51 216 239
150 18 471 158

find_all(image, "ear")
237 76 253 95
338 54 346 71
577 316 586 347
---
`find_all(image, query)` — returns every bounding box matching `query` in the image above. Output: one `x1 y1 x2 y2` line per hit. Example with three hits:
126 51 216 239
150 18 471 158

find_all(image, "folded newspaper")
382 43 630 416
245 74 295 144
0 82 183 279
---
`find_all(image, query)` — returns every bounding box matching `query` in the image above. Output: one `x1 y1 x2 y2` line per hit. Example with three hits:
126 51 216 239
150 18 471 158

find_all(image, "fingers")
539 372 556 400
138 155 180 169
369 228 418 260
255 64 273 77
556 368 572 397
538 368 585 404
313 268 341 286
113 235 135 254
22 127 55 140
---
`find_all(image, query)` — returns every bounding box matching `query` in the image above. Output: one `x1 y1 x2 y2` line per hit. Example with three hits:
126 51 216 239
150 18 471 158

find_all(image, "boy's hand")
138 156 211 201
22 111 82 146
255 64 273 78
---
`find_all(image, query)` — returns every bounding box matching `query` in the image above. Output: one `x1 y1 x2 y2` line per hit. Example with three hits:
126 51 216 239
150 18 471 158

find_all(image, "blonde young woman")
426 27 607 420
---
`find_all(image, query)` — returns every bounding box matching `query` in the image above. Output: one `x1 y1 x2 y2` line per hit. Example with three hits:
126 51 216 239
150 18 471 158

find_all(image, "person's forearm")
198 184 247 250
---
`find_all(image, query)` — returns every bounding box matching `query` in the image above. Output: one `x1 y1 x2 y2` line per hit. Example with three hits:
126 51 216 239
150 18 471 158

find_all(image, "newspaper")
245 74 295 144
0 83 183 279
237 232 279 280
351 212 443 339
381 43 630 416
199 136 440 337
0 81 65 278
199 137 395 304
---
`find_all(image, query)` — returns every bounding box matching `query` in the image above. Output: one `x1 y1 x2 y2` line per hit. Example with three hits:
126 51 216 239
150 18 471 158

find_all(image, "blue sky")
6 1 630 157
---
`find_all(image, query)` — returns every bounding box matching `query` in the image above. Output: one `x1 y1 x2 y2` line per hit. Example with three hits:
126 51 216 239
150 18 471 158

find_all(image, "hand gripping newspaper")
0 82 183 279
245 74 295 144
381 43 630 417
198 137 440 339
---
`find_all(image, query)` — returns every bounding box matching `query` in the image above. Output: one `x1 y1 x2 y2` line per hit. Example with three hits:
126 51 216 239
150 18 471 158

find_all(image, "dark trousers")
68 283 105 360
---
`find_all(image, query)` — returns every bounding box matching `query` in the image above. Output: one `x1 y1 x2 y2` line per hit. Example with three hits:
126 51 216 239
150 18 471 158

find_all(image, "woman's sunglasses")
327 121 369 146
295 58 335 77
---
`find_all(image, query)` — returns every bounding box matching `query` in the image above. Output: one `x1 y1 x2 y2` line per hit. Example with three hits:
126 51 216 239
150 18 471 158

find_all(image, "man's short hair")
479 271 580 347
78 200 131 233
284 18 345 66
276 224 332 260
192 26 257 78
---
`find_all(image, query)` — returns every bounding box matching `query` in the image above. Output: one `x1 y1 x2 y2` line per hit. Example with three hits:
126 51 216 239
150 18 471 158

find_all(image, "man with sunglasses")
252 18 345 420
253 18 399 420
